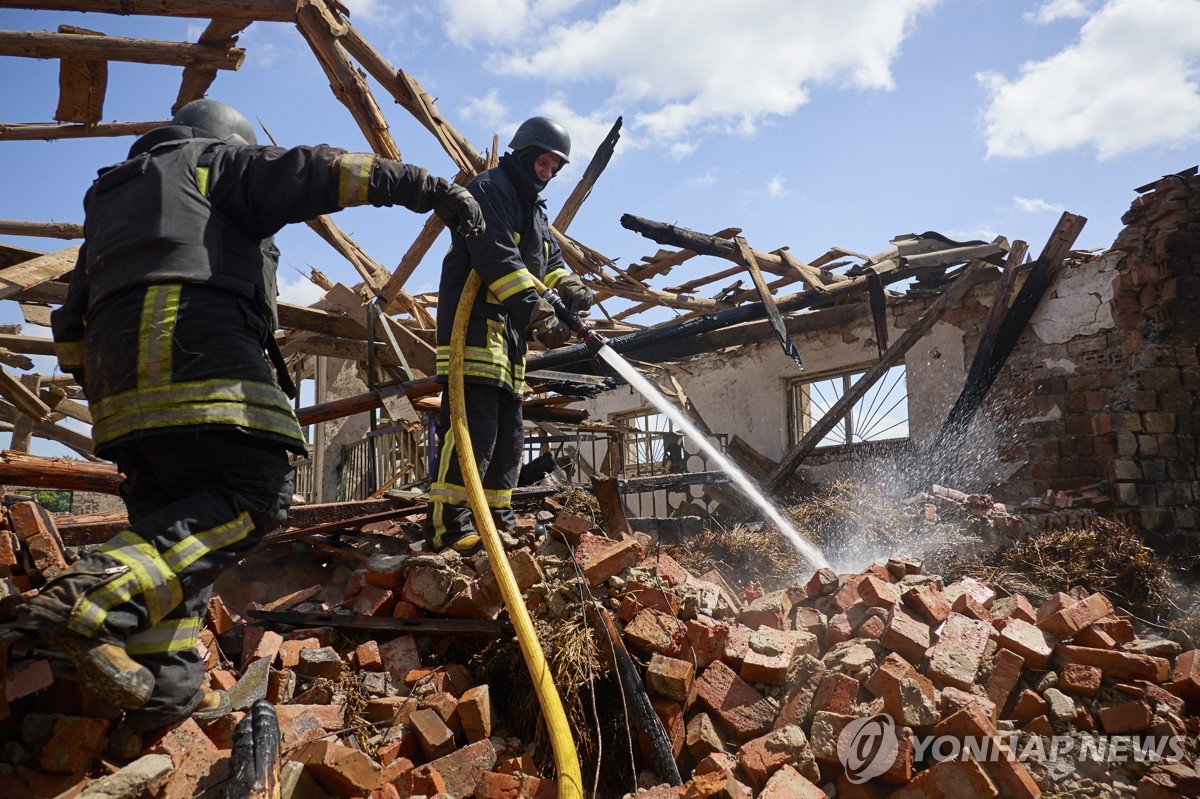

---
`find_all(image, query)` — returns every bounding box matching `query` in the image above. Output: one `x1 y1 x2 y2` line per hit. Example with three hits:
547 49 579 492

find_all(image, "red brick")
989 594 1037 625
210 669 238 691
857 615 887 639
34 715 109 774
395 764 446 797
4 658 53 701
1098 700 1153 733
902 583 951 625
578 535 643 586
740 591 791 630
681 617 730 668
458 683 493 742
356 640 383 672
888 758 998 799
423 739 497 799
809 712 913 782
401 564 454 612
1037 593 1114 639
419 691 462 737
804 567 839 598
1060 663 1102 697
1023 714 1054 736
985 649 1025 710
647 652 695 702
1136 763 1200 799
932 705 1039 799
379 635 421 681
618 580 680 621
855 575 900 609
241 628 283 669
295 739 381 797
279 711 328 751
624 607 684 657
1073 625 1118 649
940 686 996 722
473 770 555 799
1171 649 1200 703
811 672 859 716
736 727 819 790
479 549 544 602
1008 690 1048 723
881 605 932 663
876 654 939 727
550 511 592 545
1091 616 1136 643
1035 592 1078 623
8 501 67 575
351 584 397 616
951 591 991 622
410 707 455 760
1056 644 1170 681
277 637 320 669
159 746 230 799
695 660 775 741
363 696 416 726
205 595 235 634
741 628 798 686
759 765 824 799
274 703 345 731
997 618 1057 670
926 613 991 690
638 697 686 763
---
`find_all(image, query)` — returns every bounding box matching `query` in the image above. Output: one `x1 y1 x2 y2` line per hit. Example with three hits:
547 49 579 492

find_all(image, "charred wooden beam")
765 262 993 492
0 28 245 69
627 228 741 284
592 476 632 538
554 116 621 233
931 215 1084 463
622 214 796 278
262 504 426 545
732 236 802 368
248 609 510 638
0 1 296 21
0 119 165 141
0 220 82 239
296 376 441 427
225 700 281 799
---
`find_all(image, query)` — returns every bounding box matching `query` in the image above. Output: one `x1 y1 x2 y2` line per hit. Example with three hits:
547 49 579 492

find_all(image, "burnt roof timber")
173 17 250 114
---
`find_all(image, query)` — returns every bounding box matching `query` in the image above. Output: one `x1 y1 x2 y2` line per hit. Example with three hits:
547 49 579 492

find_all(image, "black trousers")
21 430 293 721
425 384 523 543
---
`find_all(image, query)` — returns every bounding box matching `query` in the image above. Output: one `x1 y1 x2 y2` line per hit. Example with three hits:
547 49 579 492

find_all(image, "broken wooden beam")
732 236 802 368
297 376 441 427
554 116 621 233
0 245 79 301
0 119 165 141
0 1 296 21
0 220 82 239
591 476 632 538
930 214 1085 461
0 450 118 493
54 24 107 125
173 17 250 114
621 214 797 278
0 368 50 421
225 700 281 799
764 262 994 492
0 28 245 69
0 399 94 457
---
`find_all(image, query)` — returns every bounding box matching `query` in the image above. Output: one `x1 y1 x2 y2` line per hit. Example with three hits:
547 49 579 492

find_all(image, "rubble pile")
1 492 1199 799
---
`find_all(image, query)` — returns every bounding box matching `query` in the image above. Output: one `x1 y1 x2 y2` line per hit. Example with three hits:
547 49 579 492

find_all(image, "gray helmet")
508 116 570 164
170 99 257 146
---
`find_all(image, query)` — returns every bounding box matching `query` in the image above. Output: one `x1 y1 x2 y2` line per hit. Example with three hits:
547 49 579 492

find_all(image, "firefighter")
425 116 594 553
15 99 484 731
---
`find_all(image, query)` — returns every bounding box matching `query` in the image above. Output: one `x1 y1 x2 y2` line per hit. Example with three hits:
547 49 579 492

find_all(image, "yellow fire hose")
448 270 583 799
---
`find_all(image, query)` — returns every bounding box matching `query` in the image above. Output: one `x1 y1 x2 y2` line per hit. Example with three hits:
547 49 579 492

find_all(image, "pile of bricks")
2 498 1199 798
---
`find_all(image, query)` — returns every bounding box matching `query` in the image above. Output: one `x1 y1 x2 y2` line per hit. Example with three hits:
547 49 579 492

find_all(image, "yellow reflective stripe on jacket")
126 617 200 655
483 486 512 508
196 165 211 198
137 285 181 389
164 512 254 575
488 269 536 302
92 377 294 419
68 571 137 636
544 267 569 289
54 340 84 369
92 403 304 448
337 153 375 207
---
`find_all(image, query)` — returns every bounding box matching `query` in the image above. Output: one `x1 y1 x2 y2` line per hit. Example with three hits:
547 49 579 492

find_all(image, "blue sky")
1 0 1199 455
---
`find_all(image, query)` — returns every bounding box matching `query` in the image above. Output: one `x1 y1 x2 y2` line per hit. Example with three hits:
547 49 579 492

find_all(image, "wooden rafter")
173 18 251 114
0 1 296 22
0 120 165 141
0 28 245 69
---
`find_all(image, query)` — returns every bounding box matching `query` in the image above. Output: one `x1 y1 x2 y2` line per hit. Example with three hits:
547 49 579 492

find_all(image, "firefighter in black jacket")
16 99 484 730
426 116 594 553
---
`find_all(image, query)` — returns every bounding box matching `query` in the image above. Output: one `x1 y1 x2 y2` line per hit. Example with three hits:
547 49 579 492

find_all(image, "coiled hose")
449 271 583 799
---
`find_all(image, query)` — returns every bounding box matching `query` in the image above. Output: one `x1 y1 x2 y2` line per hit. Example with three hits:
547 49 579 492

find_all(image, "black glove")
555 273 594 313
433 180 485 238
529 297 573 348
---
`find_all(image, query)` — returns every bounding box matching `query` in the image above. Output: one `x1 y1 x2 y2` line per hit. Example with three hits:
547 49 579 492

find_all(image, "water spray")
537 282 830 572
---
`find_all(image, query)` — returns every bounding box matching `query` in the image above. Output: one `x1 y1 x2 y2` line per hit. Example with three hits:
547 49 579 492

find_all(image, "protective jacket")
435 152 571 395
52 126 441 457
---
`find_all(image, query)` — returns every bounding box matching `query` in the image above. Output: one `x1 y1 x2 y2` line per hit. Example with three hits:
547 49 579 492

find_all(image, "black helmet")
170 99 257 146
508 116 570 164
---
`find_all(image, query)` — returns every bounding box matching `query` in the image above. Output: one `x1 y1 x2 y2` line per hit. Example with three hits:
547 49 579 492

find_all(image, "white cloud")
341 0 384 20
453 0 939 151
1013 196 1065 213
1024 0 1095 24
687 169 718 188
980 0 1200 160
278 272 328 307
459 89 510 131
766 175 790 198
440 0 584 46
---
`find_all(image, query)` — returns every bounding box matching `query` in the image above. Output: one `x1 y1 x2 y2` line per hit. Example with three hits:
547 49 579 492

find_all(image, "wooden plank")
621 214 796 277
54 25 106 125
0 120 165 141
766 263 993 491
0 245 79 301
626 227 741 283
296 376 441 427
778 249 836 291
866 269 889 356
553 116 621 232
0 367 51 421
0 29 245 69
295 1 399 161
0 332 64 356
0 449 117 493
20 303 51 327
732 236 802 367
39 385 90 424
8 374 40 451
0 349 34 371
173 17 251 114
0 220 82 239
0 1 296 21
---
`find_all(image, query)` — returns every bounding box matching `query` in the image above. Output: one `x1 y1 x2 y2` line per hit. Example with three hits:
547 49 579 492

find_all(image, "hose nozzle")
538 285 610 354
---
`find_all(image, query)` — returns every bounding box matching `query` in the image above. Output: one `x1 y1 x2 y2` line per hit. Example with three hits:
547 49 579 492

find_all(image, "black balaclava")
501 146 563 199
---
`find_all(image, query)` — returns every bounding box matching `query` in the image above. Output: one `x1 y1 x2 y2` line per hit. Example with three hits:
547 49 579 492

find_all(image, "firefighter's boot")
40 628 155 710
